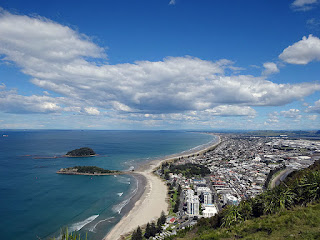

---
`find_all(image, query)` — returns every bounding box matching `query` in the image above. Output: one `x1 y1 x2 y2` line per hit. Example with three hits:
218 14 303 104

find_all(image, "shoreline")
103 133 221 240
56 171 130 176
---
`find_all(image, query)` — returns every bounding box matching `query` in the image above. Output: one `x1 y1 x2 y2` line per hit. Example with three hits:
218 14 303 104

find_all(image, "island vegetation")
57 166 121 175
66 147 96 157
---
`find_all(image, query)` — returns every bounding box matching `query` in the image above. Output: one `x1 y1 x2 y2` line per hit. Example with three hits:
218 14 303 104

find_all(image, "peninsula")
65 147 96 157
57 166 124 175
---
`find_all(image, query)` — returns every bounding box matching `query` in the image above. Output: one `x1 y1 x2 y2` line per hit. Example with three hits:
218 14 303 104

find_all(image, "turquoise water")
0 130 215 240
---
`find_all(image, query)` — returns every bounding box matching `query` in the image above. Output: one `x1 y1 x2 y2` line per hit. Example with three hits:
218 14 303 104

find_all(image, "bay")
0 130 215 240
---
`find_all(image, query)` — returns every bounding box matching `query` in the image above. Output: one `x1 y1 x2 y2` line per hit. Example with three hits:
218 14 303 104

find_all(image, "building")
223 193 239 205
187 192 200 216
203 205 218 218
203 192 212 205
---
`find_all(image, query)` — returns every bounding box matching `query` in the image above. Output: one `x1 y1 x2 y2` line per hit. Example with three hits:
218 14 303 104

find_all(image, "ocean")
0 130 216 240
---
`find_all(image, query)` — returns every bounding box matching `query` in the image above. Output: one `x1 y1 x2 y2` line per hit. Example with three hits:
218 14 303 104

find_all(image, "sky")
0 0 320 130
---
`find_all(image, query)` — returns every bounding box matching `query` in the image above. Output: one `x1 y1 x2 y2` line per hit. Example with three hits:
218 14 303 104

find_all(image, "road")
270 168 294 189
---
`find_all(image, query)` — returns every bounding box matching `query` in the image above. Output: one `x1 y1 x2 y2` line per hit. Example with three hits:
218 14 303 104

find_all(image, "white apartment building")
203 205 218 218
187 193 199 216
203 192 212 205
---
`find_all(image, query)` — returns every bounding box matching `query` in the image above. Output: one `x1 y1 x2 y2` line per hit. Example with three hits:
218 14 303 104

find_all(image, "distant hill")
66 147 96 157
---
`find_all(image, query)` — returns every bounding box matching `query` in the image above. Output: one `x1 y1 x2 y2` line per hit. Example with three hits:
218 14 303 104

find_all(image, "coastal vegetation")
161 163 210 179
50 228 87 240
169 202 320 239
167 181 182 214
66 147 96 157
131 211 167 240
57 166 120 175
166 160 320 239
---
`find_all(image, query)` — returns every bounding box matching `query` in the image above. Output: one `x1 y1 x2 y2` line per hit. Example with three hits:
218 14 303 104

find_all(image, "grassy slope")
171 160 320 240
175 202 320 240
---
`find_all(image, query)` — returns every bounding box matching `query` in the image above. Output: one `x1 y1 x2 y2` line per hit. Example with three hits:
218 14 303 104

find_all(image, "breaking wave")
69 215 99 232
88 217 115 232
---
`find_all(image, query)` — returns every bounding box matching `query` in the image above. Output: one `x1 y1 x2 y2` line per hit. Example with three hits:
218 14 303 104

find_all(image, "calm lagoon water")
0 130 215 240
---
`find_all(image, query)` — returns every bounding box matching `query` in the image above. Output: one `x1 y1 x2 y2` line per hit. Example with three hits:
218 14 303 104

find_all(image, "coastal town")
133 133 320 240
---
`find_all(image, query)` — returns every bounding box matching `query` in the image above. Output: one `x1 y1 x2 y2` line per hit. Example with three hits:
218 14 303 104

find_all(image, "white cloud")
0 88 62 113
112 101 134 112
307 114 318 120
169 0 176 5
84 107 100 115
250 65 261 69
306 99 320 113
0 9 106 69
262 62 280 75
205 105 256 117
0 10 320 126
280 109 302 119
279 35 320 64
307 18 320 30
265 112 279 125
291 0 318 11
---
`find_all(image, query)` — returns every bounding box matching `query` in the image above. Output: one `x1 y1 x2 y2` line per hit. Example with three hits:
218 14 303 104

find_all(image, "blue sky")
0 0 319 130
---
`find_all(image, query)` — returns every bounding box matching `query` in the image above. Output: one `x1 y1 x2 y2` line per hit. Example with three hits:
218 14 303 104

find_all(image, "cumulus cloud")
84 107 100 115
280 109 302 119
0 87 62 114
0 9 106 70
291 0 319 11
0 10 320 122
262 62 280 75
265 112 279 125
205 105 256 117
306 99 320 113
169 0 176 5
279 35 320 64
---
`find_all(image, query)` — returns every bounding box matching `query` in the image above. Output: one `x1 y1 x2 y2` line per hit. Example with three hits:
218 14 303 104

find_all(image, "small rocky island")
57 166 123 175
65 147 96 157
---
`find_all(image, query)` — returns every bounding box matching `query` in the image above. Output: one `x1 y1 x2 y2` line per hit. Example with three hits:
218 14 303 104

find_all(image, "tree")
174 199 180 213
135 226 143 240
160 211 166 225
144 222 151 239
150 222 157 237
165 171 170 180
177 184 182 195
156 218 163 233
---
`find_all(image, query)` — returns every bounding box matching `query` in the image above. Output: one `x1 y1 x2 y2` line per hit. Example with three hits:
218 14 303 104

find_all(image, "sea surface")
0 130 216 240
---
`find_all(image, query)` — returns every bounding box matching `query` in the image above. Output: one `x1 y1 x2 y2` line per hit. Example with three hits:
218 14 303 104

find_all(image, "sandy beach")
103 134 221 240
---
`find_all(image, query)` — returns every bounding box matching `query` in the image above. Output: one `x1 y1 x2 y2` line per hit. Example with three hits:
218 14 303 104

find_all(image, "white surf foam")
88 217 115 232
112 198 130 214
117 175 131 185
112 182 138 214
69 215 99 232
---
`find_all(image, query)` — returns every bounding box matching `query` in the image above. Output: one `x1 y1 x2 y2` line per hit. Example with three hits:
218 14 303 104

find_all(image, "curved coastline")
103 133 221 240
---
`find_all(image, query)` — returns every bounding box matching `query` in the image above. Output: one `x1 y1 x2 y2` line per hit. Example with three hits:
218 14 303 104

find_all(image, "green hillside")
168 160 320 240
174 202 320 240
